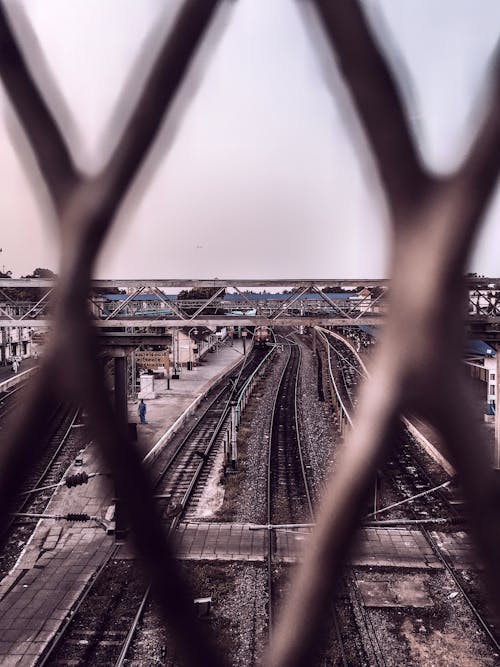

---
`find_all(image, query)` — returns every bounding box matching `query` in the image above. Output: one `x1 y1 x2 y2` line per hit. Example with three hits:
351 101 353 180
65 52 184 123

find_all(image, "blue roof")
466 340 496 357
103 291 353 303
103 293 175 301
223 292 351 302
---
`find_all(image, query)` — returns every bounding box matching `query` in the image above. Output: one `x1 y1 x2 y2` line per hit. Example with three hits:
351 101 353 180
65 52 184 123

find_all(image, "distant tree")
92 286 126 296
322 285 345 293
2 267 56 301
23 267 57 280
320 285 357 294
177 286 224 300
177 286 225 315
371 286 385 299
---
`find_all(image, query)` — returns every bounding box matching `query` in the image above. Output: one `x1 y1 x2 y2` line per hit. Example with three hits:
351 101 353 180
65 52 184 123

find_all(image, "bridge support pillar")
495 346 500 471
114 355 128 423
312 327 317 353
113 353 129 539
230 402 238 469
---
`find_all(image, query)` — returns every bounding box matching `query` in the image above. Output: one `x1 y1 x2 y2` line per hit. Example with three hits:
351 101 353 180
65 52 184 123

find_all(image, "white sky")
0 0 499 279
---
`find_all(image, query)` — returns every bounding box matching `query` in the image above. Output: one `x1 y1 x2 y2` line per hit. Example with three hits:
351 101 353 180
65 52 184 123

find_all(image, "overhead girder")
0 278 498 337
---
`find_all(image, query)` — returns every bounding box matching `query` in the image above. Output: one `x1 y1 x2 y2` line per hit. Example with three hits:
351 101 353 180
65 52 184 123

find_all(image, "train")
253 326 272 348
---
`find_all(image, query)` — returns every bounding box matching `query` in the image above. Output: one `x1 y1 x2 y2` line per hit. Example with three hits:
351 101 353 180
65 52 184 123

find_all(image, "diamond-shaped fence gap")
5 1 185 174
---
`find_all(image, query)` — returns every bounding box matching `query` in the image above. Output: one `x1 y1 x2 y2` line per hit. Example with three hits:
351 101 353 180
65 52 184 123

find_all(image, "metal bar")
152 286 187 320
104 286 145 320
189 286 226 319
19 288 53 320
232 285 260 312
0 288 16 304
269 285 310 320
0 277 498 290
363 480 451 519
0 304 13 320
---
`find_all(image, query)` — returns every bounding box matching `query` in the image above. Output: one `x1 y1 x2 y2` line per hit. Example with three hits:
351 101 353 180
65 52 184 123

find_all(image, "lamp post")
171 329 180 379
188 327 198 370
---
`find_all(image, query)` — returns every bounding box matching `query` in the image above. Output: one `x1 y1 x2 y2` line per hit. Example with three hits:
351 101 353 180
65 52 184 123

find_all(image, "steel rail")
38 375 236 667
169 346 275 526
266 338 292 634
420 525 500 653
321 331 387 665
113 581 151 667
266 334 321 645
294 334 348 666
37 545 120 667
294 343 314 520
0 380 30 420
344 566 387 667
325 330 500 657
152 343 266 504
114 345 275 667
319 331 353 428
335 341 355 411
2 405 80 542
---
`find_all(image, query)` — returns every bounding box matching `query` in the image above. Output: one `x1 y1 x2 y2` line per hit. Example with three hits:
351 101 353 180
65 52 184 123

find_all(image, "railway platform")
0 340 245 666
0 358 38 384
0 359 38 394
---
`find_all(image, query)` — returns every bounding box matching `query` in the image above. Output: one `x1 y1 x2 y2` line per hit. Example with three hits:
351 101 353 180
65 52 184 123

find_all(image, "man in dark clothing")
138 399 147 424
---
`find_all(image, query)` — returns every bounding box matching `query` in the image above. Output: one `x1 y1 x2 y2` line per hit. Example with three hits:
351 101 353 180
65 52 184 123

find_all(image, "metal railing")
226 339 276 466
1 277 500 328
0 2 499 666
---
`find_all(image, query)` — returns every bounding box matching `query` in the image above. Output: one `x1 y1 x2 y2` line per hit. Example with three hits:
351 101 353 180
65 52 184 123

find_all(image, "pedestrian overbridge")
0 277 499 335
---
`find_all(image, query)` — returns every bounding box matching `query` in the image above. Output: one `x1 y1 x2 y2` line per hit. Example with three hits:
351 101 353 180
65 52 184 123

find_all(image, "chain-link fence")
1 2 499 665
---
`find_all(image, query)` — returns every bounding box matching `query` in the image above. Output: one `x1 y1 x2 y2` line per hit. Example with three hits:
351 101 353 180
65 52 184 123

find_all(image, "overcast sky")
0 0 499 279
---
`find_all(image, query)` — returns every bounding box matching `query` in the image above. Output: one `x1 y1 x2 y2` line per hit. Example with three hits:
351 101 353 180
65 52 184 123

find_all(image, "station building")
0 325 32 365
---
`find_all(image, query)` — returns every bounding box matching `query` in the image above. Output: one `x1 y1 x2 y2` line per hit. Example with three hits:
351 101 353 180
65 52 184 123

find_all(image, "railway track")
39 552 146 667
323 328 500 658
264 334 355 664
0 380 30 422
40 345 276 666
0 401 84 578
266 338 308 627
267 340 310 526
153 345 271 524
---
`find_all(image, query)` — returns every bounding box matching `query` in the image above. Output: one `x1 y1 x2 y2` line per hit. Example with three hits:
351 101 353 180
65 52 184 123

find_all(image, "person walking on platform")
138 399 147 424
12 359 18 373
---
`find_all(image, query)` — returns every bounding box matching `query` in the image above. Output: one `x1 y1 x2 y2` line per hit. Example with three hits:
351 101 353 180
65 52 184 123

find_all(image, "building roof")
465 340 496 357
103 293 175 301
222 291 352 302
102 291 354 303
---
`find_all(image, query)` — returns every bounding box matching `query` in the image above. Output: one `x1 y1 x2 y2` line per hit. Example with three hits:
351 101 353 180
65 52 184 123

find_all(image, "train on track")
253 326 272 348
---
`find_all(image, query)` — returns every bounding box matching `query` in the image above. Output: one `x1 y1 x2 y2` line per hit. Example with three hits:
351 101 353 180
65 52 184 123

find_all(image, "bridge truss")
0 277 499 334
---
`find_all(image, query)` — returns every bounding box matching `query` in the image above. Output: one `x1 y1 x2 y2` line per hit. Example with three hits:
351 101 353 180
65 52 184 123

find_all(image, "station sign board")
135 349 170 371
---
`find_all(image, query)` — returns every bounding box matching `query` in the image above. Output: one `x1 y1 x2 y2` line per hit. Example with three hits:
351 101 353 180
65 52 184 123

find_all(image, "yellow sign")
135 350 170 371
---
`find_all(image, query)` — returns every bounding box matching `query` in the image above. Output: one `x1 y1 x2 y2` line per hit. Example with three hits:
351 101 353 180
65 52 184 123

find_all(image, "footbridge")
1 278 499 335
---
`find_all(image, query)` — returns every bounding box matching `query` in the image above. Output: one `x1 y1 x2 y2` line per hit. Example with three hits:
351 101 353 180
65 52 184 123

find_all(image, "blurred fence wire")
0 1 499 666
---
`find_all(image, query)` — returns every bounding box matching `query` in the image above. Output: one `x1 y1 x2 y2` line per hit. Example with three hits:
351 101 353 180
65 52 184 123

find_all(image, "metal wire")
0 1 499 666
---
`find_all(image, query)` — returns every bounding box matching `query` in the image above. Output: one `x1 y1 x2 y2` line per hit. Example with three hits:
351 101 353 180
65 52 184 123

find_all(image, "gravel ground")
125 562 267 667
215 346 289 524
294 333 340 503
353 567 500 666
